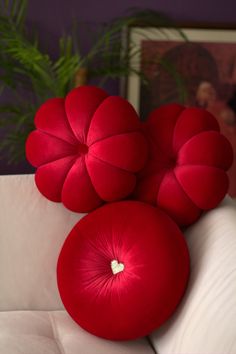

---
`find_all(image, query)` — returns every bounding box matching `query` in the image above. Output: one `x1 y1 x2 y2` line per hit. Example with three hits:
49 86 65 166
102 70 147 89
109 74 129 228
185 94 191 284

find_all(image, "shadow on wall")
0 159 34 175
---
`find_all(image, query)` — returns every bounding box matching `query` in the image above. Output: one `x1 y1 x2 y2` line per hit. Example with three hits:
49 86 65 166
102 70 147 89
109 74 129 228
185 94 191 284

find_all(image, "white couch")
0 174 236 354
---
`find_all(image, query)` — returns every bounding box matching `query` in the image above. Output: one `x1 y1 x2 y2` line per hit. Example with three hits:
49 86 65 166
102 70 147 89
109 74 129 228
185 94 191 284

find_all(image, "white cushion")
0 310 154 354
0 174 82 310
150 197 236 354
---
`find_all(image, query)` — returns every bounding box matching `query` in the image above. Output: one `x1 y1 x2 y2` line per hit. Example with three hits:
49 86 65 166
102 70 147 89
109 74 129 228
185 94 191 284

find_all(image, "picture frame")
126 25 236 197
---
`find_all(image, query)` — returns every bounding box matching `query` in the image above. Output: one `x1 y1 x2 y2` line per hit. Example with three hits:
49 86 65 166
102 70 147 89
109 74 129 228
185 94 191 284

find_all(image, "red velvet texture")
26 86 148 212
57 201 190 340
135 104 234 226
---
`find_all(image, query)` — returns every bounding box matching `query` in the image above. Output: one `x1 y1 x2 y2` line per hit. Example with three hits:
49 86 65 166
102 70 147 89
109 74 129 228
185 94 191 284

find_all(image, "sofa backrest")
0 174 82 311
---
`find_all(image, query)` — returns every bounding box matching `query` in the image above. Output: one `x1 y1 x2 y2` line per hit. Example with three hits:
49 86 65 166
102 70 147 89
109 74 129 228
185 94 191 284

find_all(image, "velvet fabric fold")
135 104 233 226
26 86 148 212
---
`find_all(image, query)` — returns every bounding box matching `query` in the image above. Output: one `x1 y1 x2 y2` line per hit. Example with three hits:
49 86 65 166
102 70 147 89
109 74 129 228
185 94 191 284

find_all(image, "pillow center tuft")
77 143 88 155
111 259 125 275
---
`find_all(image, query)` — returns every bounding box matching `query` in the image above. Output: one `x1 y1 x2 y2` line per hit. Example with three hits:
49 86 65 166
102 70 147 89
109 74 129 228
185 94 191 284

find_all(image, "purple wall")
26 0 236 58
1 0 236 174
28 0 236 27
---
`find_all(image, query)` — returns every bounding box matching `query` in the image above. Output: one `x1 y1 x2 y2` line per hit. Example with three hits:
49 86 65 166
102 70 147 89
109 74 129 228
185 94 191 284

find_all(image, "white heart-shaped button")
111 260 125 275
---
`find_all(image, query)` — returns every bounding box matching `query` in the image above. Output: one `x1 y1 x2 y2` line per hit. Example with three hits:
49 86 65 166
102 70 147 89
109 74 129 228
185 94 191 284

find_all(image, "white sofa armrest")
150 197 236 354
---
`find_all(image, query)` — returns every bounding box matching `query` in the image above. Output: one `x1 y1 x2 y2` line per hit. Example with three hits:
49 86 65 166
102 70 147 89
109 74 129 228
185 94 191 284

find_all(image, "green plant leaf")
0 2 187 163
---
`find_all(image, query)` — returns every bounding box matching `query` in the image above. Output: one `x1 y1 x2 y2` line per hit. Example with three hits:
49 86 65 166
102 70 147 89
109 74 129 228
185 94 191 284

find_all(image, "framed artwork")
126 26 236 197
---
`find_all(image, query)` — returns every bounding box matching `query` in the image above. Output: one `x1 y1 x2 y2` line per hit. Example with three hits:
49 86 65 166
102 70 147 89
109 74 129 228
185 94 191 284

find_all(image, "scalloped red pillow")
57 201 190 340
135 104 233 226
25 86 148 212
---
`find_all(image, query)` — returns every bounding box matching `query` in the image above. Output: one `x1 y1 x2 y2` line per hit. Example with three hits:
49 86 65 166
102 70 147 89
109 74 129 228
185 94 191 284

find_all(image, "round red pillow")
57 201 190 340
25 86 147 212
135 104 233 226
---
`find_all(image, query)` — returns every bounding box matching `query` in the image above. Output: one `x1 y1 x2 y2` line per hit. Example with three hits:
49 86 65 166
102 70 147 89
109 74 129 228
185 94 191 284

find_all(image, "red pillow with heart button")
135 104 233 226
57 201 190 340
25 86 148 212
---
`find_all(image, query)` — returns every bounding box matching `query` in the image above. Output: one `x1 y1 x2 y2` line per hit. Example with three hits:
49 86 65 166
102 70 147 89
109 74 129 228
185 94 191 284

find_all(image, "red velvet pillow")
26 86 148 212
135 104 233 226
57 201 190 340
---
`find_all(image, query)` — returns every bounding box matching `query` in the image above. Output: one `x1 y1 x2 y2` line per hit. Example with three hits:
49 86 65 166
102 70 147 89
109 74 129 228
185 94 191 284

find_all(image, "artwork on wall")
126 26 236 197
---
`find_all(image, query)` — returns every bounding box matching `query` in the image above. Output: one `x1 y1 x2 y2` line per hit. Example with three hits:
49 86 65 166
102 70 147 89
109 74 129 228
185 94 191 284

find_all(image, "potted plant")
0 0 186 164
